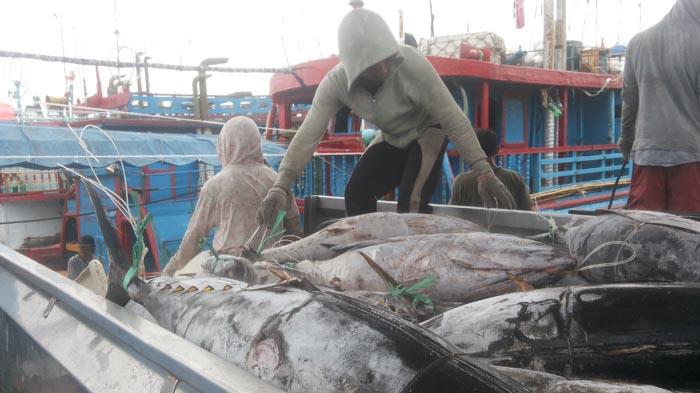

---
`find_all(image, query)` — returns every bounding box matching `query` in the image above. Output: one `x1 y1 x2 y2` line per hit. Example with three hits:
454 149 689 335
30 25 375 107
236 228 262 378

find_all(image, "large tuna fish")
256 212 482 263
494 367 673 393
422 284 700 390
85 183 528 393
562 210 700 284
288 233 574 304
203 233 575 320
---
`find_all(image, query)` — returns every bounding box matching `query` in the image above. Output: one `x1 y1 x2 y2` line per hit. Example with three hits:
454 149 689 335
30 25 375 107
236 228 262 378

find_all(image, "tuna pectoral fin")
506 272 535 292
322 238 394 253
358 251 399 288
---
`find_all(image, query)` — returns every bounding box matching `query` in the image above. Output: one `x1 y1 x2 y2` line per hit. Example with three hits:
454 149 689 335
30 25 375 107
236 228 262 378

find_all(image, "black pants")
345 128 448 215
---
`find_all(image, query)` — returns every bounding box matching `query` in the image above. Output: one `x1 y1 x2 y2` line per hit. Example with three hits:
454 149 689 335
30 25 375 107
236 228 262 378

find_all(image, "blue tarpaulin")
0 123 286 169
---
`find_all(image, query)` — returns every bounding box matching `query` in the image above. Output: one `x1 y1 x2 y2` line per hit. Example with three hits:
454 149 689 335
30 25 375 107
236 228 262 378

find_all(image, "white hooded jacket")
165 117 299 274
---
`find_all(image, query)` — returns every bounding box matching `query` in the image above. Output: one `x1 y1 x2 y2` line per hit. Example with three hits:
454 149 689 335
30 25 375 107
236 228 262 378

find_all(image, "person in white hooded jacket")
257 7 515 227
163 116 300 276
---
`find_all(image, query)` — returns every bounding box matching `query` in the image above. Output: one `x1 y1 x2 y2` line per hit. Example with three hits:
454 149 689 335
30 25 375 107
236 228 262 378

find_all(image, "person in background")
163 116 300 276
67 235 96 280
257 7 515 228
618 0 700 213
450 128 532 211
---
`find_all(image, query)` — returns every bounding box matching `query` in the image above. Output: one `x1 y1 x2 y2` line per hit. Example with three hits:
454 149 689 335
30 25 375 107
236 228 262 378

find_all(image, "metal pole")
543 0 555 69
555 0 566 71
114 29 120 77
143 56 151 94
13 81 21 123
608 160 628 209
135 52 143 94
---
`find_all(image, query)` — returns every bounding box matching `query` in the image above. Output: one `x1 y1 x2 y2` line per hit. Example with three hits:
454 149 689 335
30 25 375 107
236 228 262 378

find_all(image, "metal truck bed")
302 196 586 237
0 245 283 393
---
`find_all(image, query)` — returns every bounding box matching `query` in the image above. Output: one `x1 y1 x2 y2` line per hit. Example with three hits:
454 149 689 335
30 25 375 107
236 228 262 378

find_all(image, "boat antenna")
280 17 291 67
53 12 67 91
638 1 642 33
113 0 121 77
429 0 435 38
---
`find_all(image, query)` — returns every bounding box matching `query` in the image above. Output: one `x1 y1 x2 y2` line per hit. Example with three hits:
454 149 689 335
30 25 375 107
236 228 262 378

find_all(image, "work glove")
477 174 517 209
257 185 290 229
617 137 633 162
472 159 516 209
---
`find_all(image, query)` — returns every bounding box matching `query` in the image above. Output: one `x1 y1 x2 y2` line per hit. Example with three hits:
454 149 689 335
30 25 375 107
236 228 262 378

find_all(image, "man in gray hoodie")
619 0 700 213
257 8 515 226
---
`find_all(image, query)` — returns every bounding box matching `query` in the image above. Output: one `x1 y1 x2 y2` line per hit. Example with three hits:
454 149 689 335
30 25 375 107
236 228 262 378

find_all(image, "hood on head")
217 116 264 167
338 8 403 90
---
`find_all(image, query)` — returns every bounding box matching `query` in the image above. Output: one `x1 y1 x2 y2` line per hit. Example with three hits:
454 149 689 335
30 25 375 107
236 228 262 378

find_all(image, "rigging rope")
0 50 291 74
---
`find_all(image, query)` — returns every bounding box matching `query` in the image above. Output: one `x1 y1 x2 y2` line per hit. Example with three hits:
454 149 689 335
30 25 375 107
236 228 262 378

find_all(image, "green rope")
256 210 287 254
123 192 151 290
388 276 437 311
198 237 220 262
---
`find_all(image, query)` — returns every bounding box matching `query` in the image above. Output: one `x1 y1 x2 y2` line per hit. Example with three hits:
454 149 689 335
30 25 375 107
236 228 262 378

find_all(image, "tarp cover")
0 123 286 169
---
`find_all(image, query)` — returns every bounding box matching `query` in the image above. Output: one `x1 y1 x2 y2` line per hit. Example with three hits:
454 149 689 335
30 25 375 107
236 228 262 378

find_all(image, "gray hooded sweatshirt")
621 0 700 166
274 8 488 189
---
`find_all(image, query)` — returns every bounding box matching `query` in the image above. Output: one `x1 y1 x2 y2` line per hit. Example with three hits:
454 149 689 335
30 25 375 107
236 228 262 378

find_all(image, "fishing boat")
266 33 627 213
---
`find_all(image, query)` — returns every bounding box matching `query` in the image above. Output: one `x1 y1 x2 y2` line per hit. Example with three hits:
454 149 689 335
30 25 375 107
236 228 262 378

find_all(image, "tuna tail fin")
82 180 145 305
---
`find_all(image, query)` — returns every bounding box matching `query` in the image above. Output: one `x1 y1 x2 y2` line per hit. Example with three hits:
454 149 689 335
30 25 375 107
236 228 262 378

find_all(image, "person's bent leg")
345 142 406 216
398 128 448 213
627 164 666 211
666 161 700 214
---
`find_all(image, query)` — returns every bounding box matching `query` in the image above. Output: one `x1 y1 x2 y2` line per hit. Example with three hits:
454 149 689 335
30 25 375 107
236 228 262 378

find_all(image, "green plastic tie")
198 237 220 262
123 191 151 290
388 276 437 311
256 210 286 254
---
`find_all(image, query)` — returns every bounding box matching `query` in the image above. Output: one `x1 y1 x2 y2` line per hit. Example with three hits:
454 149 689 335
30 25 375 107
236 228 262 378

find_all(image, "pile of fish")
85 180 700 393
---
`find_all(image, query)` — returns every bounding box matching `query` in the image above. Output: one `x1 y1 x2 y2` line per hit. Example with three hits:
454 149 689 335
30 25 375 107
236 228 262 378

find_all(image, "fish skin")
495 366 673 393
422 283 700 390
258 212 482 263
563 210 700 284
294 233 576 304
141 282 535 393
83 181 529 393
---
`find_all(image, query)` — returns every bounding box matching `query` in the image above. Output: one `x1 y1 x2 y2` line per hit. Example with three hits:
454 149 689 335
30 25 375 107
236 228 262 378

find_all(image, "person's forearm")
444 123 489 174
275 117 333 189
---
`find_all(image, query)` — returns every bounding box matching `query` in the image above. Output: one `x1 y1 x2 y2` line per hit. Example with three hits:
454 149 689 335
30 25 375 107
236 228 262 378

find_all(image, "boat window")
220 101 235 109
240 101 252 110
258 100 269 109
158 100 172 109
181 101 193 110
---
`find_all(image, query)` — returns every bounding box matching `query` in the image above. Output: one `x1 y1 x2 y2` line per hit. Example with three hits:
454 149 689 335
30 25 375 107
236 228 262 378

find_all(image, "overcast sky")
1 0 675 107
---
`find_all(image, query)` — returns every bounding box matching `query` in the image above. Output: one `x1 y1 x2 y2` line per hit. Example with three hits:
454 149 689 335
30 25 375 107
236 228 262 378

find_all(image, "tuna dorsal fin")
322 239 389 253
